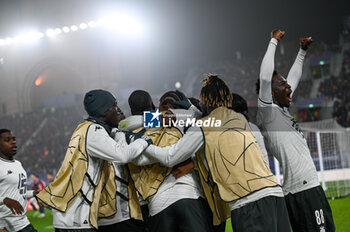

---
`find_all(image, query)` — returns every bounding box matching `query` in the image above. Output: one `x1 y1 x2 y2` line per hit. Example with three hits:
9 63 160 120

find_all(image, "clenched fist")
271 29 285 41
300 37 313 50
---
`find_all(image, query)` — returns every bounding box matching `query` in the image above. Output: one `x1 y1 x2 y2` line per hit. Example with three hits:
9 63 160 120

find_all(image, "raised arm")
259 29 285 103
287 37 312 96
143 126 204 167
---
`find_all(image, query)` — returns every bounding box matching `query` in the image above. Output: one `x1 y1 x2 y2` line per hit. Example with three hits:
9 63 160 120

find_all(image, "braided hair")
200 74 233 108
159 91 182 109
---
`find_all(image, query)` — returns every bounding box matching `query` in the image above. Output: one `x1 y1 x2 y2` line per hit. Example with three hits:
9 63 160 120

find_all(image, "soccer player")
35 89 152 232
0 129 38 232
142 75 291 232
97 93 147 232
257 29 335 231
230 93 269 163
122 90 212 232
29 174 45 218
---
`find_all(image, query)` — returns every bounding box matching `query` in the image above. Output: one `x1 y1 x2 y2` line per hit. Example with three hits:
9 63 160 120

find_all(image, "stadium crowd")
0 107 84 176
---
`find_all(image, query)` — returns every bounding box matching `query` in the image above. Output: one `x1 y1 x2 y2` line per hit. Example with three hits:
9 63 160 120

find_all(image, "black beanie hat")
84 89 116 117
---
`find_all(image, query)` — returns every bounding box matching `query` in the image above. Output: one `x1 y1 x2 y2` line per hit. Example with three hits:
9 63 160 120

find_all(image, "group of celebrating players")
0 29 335 232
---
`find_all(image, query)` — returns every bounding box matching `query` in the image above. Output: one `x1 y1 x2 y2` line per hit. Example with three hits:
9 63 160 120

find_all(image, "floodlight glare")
20 31 44 42
175 82 181 89
103 13 144 36
0 12 148 47
88 21 97 28
70 25 78 31
46 29 55 37
54 28 62 34
5 37 13 45
14 36 22 43
79 23 88 30
96 19 106 27
62 26 70 33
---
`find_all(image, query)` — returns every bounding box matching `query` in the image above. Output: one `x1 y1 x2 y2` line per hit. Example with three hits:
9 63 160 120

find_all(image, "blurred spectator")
29 173 46 218
46 173 54 184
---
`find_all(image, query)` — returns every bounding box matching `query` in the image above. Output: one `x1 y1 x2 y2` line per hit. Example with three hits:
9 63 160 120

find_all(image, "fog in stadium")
0 0 349 114
1 0 350 231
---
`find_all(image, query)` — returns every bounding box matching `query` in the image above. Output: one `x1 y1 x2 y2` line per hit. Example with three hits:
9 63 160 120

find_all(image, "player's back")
257 101 319 195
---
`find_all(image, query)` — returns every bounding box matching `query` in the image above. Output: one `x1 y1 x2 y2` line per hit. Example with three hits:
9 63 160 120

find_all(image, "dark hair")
0 129 10 136
256 70 279 95
159 91 182 109
230 93 249 121
128 90 154 115
200 74 232 108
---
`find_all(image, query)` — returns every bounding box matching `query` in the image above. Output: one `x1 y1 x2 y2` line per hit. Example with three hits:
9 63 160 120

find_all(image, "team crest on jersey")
7 170 12 175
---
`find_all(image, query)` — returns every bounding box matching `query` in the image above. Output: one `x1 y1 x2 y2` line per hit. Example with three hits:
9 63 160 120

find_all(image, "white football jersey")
0 157 30 232
53 122 148 229
97 164 130 226
257 100 320 195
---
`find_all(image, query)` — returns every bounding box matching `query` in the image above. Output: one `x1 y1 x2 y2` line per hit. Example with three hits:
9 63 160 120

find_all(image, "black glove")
141 134 153 146
126 129 153 146
172 90 192 109
127 128 145 143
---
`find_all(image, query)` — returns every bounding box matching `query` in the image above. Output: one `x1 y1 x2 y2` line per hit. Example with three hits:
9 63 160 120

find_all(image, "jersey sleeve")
259 38 278 104
143 126 204 167
131 154 158 166
0 196 5 206
286 49 307 97
25 190 35 199
86 124 149 164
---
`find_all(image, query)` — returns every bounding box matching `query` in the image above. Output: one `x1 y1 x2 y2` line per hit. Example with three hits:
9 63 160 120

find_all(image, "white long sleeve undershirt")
287 49 307 97
259 38 278 103
86 124 149 164
143 126 204 167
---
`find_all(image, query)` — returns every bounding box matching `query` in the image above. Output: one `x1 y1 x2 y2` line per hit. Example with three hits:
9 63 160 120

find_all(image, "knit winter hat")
84 89 116 117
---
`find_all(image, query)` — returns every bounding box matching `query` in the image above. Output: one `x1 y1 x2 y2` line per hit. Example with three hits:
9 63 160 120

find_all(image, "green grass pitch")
28 196 350 231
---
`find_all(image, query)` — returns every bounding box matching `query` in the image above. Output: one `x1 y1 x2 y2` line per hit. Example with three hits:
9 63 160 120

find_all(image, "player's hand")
0 229 9 232
127 129 153 145
271 29 285 41
127 129 146 142
141 135 153 146
33 190 40 196
172 160 195 179
300 37 312 50
172 90 192 109
3 197 24 215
